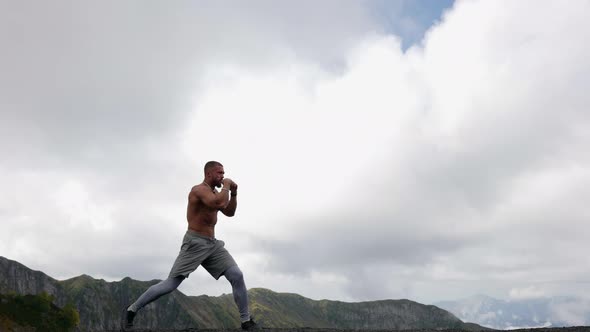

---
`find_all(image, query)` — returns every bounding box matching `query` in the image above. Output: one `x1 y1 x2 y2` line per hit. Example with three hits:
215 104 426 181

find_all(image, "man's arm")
221 182 238 217
221 192 237 217
196 179 232 209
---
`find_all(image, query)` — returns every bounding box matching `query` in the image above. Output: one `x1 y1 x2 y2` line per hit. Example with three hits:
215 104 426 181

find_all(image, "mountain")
0 257 207 331
1 256 485 331
435 294 590 329
239 287 470 329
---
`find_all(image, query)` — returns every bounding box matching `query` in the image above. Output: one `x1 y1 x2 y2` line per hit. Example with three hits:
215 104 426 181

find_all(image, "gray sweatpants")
128 265 250 322
128 231 250 322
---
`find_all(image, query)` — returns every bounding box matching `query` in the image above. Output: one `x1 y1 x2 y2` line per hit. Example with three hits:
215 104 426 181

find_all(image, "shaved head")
204 161 223 174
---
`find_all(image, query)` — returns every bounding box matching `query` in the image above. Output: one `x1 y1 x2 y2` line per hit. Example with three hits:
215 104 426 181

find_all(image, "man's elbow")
214 199 229 210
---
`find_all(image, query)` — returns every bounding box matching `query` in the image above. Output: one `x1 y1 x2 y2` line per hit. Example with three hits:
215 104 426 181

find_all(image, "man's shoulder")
191 184 213 195
190 184 203 194
189 185 205 202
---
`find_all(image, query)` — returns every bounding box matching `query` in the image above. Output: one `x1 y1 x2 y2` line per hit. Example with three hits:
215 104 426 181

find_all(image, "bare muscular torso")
187 184 219 238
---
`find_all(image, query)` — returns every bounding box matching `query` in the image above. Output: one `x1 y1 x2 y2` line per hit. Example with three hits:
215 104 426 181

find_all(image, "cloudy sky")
1 0 590 310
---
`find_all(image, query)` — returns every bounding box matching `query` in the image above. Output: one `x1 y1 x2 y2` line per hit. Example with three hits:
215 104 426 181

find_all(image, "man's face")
209 165 225 187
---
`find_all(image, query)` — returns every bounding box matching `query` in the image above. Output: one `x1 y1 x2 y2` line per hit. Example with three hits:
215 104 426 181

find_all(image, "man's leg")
224 265 250 322
128 276 185 312
203 239 257 329
122 276 185 330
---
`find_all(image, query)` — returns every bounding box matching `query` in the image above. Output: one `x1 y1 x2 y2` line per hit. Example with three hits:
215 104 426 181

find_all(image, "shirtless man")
122 161 258 331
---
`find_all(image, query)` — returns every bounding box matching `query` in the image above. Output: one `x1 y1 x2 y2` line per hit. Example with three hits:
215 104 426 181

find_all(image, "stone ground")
102 327 590 332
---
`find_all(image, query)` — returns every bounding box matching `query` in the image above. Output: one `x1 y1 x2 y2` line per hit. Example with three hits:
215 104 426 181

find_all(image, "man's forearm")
217 187 231 208
225 194 237 216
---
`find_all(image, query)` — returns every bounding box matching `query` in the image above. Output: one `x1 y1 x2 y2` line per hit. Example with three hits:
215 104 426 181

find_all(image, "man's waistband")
186 229 216 241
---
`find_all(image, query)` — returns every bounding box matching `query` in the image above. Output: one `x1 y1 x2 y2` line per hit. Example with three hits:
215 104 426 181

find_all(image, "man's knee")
224 265 244 283
159 276 184 293
172 276 185 288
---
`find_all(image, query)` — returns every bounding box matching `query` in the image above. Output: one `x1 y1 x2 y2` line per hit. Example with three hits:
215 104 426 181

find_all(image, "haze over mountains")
436 295 590 330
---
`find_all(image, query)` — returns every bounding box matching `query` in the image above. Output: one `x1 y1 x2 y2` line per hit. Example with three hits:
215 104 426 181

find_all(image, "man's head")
204 161 224 187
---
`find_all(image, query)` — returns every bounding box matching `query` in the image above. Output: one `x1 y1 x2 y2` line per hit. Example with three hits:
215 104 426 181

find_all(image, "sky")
1 0 590 314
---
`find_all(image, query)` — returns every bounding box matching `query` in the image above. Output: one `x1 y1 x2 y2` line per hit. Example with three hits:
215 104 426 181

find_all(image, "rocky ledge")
102 327 590 332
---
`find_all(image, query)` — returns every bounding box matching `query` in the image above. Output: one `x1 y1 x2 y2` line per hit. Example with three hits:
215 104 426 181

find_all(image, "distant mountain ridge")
435 294 590 329
0 256 486 331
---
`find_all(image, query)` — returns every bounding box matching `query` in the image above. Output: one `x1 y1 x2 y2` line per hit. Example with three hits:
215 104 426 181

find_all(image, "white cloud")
550 298 590 326
509 286 546 300
2 0 590 306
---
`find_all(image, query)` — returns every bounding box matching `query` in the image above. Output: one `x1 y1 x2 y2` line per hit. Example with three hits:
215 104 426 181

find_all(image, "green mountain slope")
237 288 467 330
0 293 79 332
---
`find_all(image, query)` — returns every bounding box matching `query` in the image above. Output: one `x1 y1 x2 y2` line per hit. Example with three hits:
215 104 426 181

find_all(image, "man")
122 161 258 331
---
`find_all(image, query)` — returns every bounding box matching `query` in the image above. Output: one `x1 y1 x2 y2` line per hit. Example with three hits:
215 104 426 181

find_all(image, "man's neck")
202 181 214 191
